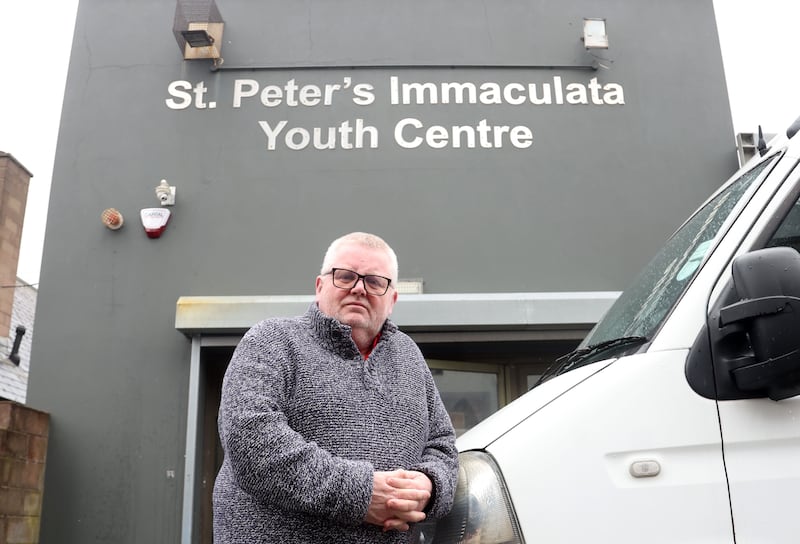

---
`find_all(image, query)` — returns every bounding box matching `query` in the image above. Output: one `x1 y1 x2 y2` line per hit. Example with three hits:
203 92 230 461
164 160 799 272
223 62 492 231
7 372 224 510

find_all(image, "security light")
173 0 224 61
181 29 215 48
582 18 609 49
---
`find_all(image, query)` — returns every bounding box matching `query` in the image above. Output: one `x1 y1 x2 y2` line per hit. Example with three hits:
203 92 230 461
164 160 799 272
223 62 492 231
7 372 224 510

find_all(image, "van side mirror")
718 247 800 400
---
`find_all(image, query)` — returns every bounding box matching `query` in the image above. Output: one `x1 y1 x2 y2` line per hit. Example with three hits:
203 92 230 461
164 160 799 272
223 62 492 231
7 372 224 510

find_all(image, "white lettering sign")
258 119 378 150
165 74 625 151
394 118 532 149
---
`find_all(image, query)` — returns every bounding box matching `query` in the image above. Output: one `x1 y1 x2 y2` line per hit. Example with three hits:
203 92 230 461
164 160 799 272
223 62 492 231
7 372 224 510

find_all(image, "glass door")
426 359 505 436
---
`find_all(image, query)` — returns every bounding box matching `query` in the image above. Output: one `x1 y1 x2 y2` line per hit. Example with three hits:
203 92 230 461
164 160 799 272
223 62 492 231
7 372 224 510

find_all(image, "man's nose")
350 278 368 294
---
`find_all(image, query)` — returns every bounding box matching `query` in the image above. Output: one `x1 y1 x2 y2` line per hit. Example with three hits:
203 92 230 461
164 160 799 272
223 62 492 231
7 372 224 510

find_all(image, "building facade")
27 1 738 542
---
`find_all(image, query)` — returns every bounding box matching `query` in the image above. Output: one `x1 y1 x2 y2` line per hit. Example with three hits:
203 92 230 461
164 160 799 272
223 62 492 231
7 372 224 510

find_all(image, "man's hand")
365 470 433 532
383 470 433 531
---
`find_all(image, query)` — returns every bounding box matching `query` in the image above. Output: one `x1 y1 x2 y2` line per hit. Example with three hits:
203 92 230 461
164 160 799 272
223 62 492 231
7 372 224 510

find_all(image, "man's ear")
315 276 323 296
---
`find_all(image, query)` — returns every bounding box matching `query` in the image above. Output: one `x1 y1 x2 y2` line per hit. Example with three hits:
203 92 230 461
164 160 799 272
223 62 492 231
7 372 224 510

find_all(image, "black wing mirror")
718 247 800 400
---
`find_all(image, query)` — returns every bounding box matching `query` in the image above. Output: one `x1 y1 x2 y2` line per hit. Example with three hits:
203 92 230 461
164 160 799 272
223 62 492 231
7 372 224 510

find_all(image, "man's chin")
338 313 369 329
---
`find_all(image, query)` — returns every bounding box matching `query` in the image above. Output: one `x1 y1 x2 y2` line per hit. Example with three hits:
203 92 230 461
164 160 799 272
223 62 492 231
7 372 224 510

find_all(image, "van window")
766 193 800 252
581 157 776 350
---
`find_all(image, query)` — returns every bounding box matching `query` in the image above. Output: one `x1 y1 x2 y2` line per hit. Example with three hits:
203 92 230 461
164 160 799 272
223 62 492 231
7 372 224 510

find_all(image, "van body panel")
486 349 732 542
696 145 800 542
718 396 800 541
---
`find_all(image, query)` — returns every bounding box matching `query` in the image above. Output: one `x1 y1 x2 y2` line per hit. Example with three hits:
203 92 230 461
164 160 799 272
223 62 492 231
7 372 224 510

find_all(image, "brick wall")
0 402 49 544
0 153 33 340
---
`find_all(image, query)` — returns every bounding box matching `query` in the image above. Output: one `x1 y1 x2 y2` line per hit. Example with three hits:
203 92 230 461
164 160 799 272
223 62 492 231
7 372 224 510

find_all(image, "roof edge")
0 152 34 178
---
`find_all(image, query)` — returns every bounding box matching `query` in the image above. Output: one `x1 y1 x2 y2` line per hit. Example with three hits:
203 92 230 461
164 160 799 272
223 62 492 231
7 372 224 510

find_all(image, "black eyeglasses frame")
325 268 393 296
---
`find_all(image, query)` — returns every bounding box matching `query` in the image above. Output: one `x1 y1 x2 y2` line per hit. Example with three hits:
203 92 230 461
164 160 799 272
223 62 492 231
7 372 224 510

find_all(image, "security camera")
155 179 176 206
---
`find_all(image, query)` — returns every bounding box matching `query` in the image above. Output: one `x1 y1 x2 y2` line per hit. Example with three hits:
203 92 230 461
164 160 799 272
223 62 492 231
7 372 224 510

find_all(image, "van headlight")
414 451 524 544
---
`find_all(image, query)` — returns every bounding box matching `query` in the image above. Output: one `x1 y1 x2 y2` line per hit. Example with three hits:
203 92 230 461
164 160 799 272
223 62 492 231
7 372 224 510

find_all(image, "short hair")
320 232 399 284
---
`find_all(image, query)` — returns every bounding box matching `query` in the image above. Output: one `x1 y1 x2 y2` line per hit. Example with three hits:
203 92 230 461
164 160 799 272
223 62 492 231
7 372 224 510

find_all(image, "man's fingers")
387 476 430 491
367 470 432 532
388 469 427 481
384 484 430 500
386 476 415 488
384 503 427 523
386 497 421 512
382 519 411 532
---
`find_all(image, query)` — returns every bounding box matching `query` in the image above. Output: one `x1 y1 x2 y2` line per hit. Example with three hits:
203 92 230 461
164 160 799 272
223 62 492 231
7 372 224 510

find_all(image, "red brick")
0 487 27 516
0 406 48 439
5 461 41 491
21 491 41 517
0 432 29 460
5 196 21 214
0 458 13 486
25 439 46 465
1 460 24 488
5 515 39 544
11 463 43 491
17 411 48 439
0 404 11 431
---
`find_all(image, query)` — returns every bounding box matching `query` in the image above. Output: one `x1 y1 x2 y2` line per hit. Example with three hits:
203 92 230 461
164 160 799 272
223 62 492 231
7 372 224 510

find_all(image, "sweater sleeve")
218 322 374 525
409 368 459 519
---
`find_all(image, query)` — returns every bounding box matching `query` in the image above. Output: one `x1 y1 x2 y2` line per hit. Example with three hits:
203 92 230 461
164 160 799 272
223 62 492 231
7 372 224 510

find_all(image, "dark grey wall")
27 0 736 541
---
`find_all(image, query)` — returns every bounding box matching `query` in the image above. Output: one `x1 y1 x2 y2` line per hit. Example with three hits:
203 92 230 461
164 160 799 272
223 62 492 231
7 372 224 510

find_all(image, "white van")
418 115 800 544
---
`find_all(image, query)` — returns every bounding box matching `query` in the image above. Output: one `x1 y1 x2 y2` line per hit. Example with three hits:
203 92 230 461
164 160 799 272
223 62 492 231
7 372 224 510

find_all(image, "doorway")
194 335 578 542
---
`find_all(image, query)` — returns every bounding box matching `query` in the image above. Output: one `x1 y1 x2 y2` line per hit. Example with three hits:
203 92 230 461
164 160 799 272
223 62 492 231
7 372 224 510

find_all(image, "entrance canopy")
175 291 620 338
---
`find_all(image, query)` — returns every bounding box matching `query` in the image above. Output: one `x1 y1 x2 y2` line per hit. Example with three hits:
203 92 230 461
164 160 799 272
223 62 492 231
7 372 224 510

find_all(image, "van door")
707 158 800 542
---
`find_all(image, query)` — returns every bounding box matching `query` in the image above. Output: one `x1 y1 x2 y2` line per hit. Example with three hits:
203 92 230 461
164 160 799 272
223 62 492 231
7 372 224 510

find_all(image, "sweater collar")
306 303 396 357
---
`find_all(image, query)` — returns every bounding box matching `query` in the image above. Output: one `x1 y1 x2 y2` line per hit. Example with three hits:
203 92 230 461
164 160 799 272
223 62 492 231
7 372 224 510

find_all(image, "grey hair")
320 232 399 284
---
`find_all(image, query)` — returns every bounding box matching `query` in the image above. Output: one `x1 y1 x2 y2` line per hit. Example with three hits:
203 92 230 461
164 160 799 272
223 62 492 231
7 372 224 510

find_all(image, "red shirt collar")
360 332 381 360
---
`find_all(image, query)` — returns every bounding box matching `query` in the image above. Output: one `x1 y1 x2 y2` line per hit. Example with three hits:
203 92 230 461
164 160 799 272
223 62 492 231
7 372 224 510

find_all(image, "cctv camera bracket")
156 179 177 206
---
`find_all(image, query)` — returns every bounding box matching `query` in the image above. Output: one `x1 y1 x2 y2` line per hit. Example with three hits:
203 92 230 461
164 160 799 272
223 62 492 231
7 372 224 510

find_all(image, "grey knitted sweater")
212 304 458 544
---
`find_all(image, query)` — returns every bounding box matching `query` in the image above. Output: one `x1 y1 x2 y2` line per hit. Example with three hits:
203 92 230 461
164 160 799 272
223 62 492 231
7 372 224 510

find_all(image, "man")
213 232 458 543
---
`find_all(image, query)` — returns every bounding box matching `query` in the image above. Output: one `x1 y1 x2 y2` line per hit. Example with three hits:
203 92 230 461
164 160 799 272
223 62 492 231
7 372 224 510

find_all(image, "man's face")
315 242 398 338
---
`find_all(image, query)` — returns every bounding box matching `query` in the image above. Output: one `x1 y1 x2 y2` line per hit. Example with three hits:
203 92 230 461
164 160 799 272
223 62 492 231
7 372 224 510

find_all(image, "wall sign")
164 74 625 152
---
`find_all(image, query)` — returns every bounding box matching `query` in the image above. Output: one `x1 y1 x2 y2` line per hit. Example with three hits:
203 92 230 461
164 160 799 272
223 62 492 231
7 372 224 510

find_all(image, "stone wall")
0 402 48 544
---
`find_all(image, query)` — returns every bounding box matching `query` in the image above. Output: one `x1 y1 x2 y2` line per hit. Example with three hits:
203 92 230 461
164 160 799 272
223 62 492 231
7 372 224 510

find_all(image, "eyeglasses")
325 268 393 296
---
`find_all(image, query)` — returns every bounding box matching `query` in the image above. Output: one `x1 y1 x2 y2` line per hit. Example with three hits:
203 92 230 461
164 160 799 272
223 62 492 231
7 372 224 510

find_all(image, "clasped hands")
365 469 433 532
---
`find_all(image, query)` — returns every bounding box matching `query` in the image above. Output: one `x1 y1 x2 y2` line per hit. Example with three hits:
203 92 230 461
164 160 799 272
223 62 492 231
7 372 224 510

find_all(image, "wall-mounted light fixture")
101 208 124 230
396 279 424 295
173 0 224 65
582 18 609 49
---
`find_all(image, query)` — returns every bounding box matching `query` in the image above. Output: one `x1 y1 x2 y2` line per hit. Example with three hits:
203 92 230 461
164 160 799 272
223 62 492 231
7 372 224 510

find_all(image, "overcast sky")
1 0 799 285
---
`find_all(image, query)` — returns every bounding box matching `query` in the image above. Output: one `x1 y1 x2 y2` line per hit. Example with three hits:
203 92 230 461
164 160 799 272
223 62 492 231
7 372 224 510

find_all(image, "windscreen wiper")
535 336 648 386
